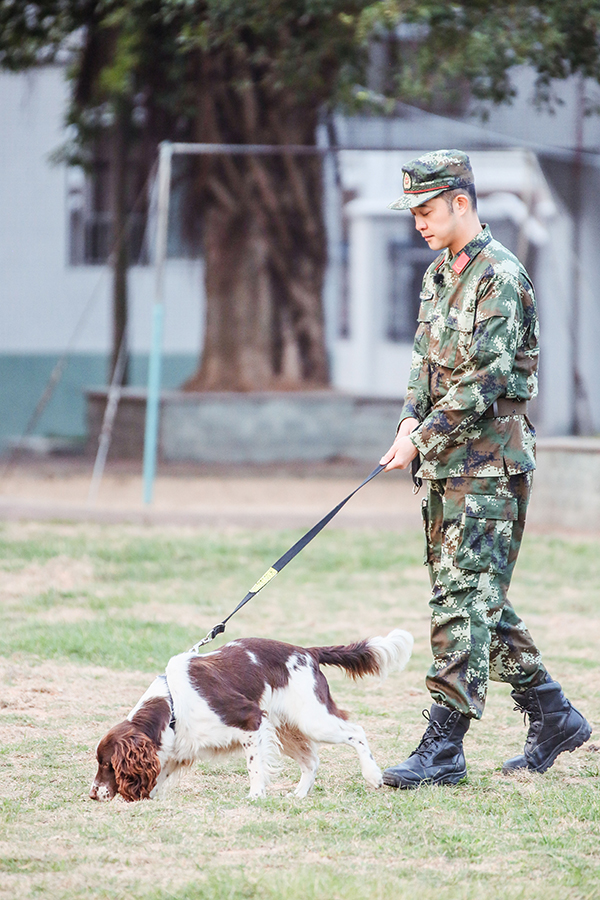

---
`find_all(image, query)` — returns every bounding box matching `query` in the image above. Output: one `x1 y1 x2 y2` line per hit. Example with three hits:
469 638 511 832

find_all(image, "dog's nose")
89 781 113 801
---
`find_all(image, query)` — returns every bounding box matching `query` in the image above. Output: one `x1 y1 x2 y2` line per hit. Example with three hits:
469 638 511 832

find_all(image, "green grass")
1 521 600 900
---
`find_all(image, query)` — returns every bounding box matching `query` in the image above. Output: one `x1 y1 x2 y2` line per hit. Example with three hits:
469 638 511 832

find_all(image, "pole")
88 327 129 504
111 100 131 387
143 141 172 504
571 75 589 436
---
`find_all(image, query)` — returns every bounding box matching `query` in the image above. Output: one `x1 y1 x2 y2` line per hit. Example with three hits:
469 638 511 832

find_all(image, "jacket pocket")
436 309 476 369
430 317 461 368
415 294 434 355
454 494 518 573
418 293 434 322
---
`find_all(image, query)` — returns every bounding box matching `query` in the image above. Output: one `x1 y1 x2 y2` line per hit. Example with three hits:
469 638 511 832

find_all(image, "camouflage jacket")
399 225 538 479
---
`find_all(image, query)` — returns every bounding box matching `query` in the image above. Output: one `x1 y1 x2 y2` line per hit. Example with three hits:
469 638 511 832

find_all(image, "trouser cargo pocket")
454 494 518 573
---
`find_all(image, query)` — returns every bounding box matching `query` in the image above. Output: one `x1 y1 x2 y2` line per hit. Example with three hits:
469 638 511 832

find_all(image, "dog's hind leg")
305 713 383 789
278 725 320 798
281 664 383 789
343 722 383 789
292 751 319 798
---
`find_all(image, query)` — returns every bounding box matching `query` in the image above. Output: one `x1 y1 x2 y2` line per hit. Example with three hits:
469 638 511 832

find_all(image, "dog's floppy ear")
112 733 161 801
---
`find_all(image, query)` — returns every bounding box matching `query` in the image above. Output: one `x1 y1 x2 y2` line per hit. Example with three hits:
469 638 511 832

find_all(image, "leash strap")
411 455 423 494
190 463 385 652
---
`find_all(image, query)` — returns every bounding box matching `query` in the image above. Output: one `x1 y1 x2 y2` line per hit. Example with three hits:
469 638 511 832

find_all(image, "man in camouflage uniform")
380 150 591 789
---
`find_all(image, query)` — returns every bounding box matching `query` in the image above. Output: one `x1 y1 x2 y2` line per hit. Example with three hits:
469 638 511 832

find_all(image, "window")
67 153 199 266
387 234 437 342
68 160 148 266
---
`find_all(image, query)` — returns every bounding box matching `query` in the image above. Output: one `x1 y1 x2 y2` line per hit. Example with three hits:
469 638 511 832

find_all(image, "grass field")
1 520 600 900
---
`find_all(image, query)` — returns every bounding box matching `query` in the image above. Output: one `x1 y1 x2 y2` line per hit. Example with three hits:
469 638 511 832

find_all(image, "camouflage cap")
388 149 474 210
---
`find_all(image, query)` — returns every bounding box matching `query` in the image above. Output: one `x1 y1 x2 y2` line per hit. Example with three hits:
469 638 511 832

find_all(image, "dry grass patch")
0 521 599 899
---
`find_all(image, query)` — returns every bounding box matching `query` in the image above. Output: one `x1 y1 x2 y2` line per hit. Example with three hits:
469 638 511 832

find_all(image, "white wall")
332 204 413 398
478 68 600 154
332 150 567 435
0 67 204 358
1 66 596 439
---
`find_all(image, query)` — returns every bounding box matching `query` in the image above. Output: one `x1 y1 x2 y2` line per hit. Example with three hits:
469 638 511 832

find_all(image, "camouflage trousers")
422 472 547 719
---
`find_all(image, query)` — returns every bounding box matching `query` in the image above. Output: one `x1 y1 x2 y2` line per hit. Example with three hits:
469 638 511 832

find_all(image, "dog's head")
90 721 161 802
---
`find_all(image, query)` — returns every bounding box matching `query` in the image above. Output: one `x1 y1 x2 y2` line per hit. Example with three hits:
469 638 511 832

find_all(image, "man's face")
410 195 458 251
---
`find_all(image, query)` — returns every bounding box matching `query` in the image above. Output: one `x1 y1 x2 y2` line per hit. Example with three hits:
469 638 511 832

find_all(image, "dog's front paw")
247 788 267 800
364 765 383 789
291 785 311 799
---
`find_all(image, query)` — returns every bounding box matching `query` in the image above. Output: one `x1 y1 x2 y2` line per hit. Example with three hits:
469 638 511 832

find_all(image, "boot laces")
513 697 542 746
411 709 448 759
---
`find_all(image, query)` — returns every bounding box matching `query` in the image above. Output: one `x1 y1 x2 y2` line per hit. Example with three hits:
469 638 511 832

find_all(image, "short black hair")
442 184 478 212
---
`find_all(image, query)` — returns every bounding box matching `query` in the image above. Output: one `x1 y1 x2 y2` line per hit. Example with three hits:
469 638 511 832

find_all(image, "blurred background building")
1 62 599 455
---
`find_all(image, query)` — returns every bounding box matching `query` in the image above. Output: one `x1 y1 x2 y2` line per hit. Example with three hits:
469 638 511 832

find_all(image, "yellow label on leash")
251 567 278 593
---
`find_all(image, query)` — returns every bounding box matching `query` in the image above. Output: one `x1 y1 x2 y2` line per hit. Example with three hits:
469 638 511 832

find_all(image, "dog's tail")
310 629 413 681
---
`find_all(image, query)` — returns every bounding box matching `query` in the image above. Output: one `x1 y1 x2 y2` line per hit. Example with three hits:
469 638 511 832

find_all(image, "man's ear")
453 193 471 217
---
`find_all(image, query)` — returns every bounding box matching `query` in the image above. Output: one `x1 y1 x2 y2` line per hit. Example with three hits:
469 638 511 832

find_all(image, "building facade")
1 65 599 452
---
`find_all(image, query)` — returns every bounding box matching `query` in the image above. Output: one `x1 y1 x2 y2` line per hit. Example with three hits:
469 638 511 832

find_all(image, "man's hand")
380 417 419 471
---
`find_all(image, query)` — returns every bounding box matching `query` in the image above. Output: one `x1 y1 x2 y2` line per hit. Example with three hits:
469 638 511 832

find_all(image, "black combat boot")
502 680 592 774
383 704 471 789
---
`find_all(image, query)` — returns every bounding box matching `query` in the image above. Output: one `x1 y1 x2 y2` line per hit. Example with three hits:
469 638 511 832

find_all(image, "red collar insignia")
452 251 470 274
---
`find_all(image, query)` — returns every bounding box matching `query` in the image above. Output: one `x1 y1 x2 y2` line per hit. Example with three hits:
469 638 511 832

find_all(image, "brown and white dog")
90 630 413 802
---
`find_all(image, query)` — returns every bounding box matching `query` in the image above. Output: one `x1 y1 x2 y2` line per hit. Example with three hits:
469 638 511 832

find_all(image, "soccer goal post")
141 139 336 505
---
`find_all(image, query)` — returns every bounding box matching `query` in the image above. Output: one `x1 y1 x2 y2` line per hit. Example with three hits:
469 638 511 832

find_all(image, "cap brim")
387 187 447 210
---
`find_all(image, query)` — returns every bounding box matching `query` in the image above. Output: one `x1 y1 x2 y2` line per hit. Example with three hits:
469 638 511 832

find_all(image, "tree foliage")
4 1 599 110
362 0 600 108
2 1 600 388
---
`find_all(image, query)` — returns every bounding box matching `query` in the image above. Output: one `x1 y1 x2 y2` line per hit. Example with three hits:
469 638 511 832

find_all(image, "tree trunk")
183 78 330 392
110 101 130 386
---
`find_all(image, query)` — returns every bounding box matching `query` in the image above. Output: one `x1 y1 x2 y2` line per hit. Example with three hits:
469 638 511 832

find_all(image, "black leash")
411 455 423 494
190 462 386 652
